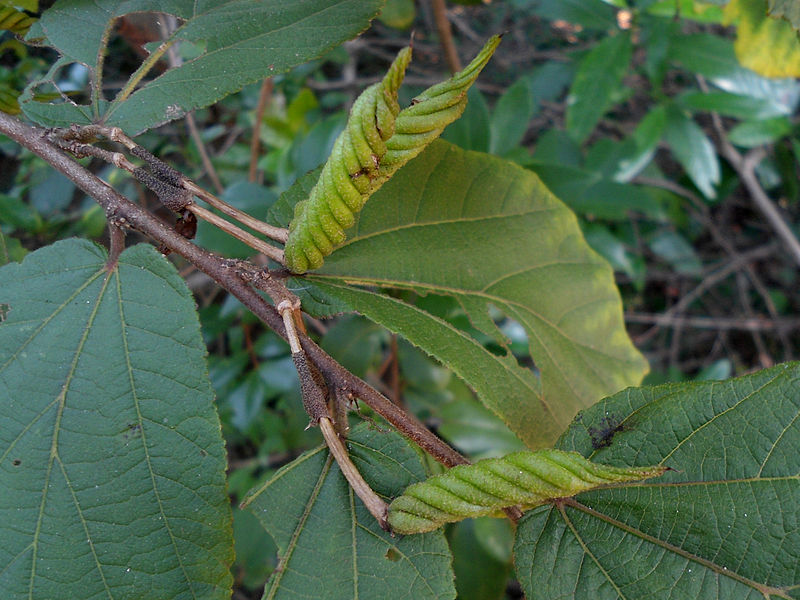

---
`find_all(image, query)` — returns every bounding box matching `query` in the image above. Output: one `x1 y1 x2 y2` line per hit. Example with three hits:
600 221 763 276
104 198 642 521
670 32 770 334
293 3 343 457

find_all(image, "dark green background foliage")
1 0 799 598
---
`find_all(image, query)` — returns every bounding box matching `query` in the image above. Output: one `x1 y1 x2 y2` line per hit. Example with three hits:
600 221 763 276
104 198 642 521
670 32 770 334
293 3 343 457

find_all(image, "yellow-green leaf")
726 0 800 78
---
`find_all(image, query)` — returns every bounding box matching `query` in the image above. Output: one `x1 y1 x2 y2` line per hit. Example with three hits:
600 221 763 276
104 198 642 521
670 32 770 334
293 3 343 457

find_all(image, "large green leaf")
515 362 800 600
277 140 648 449
241 424 455 600
22 0 383 133
0 239 233 599
566 32 633 143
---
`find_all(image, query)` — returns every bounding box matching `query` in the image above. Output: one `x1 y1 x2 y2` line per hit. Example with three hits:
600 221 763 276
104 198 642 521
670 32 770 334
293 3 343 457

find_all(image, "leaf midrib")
29 266 113 600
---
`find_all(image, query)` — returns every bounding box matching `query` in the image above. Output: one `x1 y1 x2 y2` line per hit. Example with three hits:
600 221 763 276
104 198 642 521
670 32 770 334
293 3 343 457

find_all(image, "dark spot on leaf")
122 423 142 441
200 449 208 457
588 415 626 450
0 303 9 322
385 548 401 562
12 458 21 466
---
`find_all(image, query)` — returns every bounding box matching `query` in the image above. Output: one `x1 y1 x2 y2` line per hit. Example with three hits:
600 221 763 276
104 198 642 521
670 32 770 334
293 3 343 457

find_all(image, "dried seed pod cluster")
283 35 502 273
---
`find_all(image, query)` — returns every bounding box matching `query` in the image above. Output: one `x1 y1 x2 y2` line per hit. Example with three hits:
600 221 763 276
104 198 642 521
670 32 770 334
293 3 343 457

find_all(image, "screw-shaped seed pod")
387 449 667 534
283 35 502 274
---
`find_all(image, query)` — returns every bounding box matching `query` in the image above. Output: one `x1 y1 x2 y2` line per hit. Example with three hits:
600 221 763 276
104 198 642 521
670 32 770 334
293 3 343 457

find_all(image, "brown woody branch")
0 111 468 470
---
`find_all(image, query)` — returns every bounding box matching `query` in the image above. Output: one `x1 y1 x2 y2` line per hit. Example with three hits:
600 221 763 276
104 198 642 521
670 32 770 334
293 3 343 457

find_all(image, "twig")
634 243 777 344
249 78 273 183
626 313 800 331
110 38 176 106
320 417 389 528
279 299 389 528
187 204 285 264
185 112 225 194
0 111 467 472
698 75 800 267
634 174 793 358
55 125 290 246
430 0 462 72
735 148 800 267
182 180 289 244
157 16 225 195
735 272 773 368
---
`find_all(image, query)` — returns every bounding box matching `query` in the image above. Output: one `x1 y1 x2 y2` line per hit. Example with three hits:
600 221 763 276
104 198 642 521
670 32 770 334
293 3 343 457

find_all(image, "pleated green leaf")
388 449 665 534
515 362 800 600
0 239 233 599
274 140 648 449
284 35 501 273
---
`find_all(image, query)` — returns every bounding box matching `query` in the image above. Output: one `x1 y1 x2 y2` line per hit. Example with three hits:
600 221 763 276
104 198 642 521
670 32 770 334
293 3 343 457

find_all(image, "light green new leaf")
23 0 383 133
0 239 233 599
515 362 800 600
275 140 648 449
241 424 455 600
566 32 633 143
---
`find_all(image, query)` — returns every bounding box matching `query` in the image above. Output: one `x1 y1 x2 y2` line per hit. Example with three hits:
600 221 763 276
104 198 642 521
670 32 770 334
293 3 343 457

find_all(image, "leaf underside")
23 0 383 134
273 140 648 449
515 362 800 600
0 239 233 599
241 424 456 600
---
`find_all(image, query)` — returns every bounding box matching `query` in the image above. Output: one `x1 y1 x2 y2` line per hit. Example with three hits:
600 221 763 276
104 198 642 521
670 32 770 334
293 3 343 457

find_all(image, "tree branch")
0 110 468 470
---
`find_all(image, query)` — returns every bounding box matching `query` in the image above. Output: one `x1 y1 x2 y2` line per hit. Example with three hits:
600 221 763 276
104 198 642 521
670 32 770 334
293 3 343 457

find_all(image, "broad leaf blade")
663 105 720 199
241 424 455 600
566 32 633 143
0 239 233 599
293 141 648 449
515 363 800 600
23 0 383 134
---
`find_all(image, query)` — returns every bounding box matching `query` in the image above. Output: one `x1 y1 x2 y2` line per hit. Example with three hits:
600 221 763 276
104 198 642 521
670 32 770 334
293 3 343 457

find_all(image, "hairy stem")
0 110 467 471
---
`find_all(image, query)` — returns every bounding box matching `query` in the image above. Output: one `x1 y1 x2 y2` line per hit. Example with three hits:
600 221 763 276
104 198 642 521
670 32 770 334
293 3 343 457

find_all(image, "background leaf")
0 239 233 599
515 362 800 600
241 424 455 600
23 0 384 134
663 105 720 199
278 140 648 449
489 77 536 156
566 32 633 143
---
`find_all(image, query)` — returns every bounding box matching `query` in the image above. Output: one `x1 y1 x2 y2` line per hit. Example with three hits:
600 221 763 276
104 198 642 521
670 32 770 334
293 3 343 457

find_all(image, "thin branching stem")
0 110 467 473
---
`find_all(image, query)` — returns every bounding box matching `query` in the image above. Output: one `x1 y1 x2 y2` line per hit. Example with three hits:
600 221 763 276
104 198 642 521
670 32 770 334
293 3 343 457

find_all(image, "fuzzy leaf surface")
241 424 455 600
275 140 648 449
0 239 232 599
515 363 800 600
23 0 383 133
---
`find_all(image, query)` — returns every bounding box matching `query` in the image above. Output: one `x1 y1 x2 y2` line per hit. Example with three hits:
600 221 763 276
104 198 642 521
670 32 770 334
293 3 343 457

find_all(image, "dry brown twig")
0 111 478 532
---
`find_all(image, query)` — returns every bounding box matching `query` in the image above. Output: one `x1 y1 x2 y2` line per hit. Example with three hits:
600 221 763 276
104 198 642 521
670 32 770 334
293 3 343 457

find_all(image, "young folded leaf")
283 35 502 273
387 449 666 534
